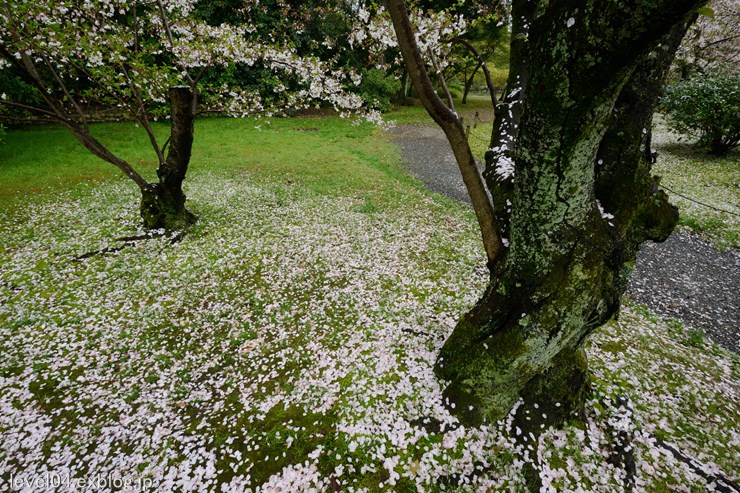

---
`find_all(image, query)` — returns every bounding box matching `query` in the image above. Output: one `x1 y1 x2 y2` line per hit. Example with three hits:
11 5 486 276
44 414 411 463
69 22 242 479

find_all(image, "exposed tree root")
74 245 128 260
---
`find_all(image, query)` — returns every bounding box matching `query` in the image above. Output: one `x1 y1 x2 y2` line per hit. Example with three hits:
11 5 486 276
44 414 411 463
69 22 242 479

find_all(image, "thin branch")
40 54 89 129
64 58 162 165
700 33 740 49
0 100 60 119
193 67 208 85
0 12 153 192
155 0 195 86
17 53 152 191
161 135 172 156
133 2 139 55
67 58 141 116
428 48 455 112
382 4 456 127
120 64 165 165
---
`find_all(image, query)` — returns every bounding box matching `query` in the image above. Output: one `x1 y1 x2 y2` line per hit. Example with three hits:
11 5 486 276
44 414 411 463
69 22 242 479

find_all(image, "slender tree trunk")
386 0 505 267
434 1 704 430
140 86 197 230
461 60 482 105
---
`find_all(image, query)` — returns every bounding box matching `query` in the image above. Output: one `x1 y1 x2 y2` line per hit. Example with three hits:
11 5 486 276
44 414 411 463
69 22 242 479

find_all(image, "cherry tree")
674 0 740 77
385 0 708 431
0 0 369 230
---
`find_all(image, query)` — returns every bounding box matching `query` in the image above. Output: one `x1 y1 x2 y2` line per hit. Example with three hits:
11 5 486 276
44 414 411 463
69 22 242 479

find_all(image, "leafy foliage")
0 71 44 122
0 0 371 124
358 68 401 111
662 72 740 155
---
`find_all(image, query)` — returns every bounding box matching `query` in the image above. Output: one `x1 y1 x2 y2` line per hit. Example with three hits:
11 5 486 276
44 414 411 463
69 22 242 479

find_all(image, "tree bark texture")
434 0 705 428
140 86 197 230
483 0 537 242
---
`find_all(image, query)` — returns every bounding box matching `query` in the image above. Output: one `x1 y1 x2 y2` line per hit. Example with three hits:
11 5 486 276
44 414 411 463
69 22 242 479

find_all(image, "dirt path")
388 123 740 354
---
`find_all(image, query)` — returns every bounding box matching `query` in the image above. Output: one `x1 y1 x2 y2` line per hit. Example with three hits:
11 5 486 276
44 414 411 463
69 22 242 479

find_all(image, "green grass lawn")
0 116 737 492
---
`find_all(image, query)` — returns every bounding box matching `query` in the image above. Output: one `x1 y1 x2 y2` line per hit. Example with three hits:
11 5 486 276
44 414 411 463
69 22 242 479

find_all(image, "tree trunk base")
140 185 197 231
514 347 590 435
437 330 591 431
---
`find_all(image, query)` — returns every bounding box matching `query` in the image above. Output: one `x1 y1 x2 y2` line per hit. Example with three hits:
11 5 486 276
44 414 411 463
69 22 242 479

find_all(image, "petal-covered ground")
1 154 738 491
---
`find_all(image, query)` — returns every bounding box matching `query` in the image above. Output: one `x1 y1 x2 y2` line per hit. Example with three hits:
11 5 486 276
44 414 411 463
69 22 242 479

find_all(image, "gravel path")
389 123 740 354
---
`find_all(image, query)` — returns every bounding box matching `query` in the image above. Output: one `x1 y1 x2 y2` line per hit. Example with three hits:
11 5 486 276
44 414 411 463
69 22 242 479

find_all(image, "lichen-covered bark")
435 0 705 427
140 86 197 231
595 22 694 257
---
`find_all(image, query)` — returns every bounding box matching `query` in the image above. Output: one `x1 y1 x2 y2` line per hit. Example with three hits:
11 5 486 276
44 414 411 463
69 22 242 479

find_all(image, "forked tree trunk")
434 3 701 430
140 86 197 230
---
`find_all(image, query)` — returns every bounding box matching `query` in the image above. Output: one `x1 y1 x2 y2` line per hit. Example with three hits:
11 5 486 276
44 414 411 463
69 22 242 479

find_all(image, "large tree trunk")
433 1 703 430
140 86 197 231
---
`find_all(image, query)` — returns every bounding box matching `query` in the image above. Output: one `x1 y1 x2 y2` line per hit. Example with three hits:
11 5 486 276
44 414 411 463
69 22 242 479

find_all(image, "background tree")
436 1 509 104
0 0 368 230
192 0 407 114
386 0 706 430
673 0 740 78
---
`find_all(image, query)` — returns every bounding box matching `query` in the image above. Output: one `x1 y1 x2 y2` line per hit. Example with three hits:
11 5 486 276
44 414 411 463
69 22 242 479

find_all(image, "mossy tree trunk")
140 86 197 231
438 3 700 428
387 0 705 430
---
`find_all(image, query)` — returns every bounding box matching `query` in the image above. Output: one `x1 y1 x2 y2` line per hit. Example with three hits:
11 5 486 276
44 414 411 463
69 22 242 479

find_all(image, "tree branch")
385 0 504 266
428 48 455 112
0 46 153 192
133 2 140 55
40 54 89 129
120 64 165 165
0 100 60 119
700 33 740 49
155 0 195 87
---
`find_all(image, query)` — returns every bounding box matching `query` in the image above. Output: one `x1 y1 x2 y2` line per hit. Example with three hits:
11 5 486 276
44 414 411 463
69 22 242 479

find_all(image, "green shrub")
357 69 401 112
661 72 740 155
0 71 46 120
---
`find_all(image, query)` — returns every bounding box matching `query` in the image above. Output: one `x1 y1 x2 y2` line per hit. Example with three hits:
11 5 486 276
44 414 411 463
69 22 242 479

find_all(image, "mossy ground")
0 115 737 491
